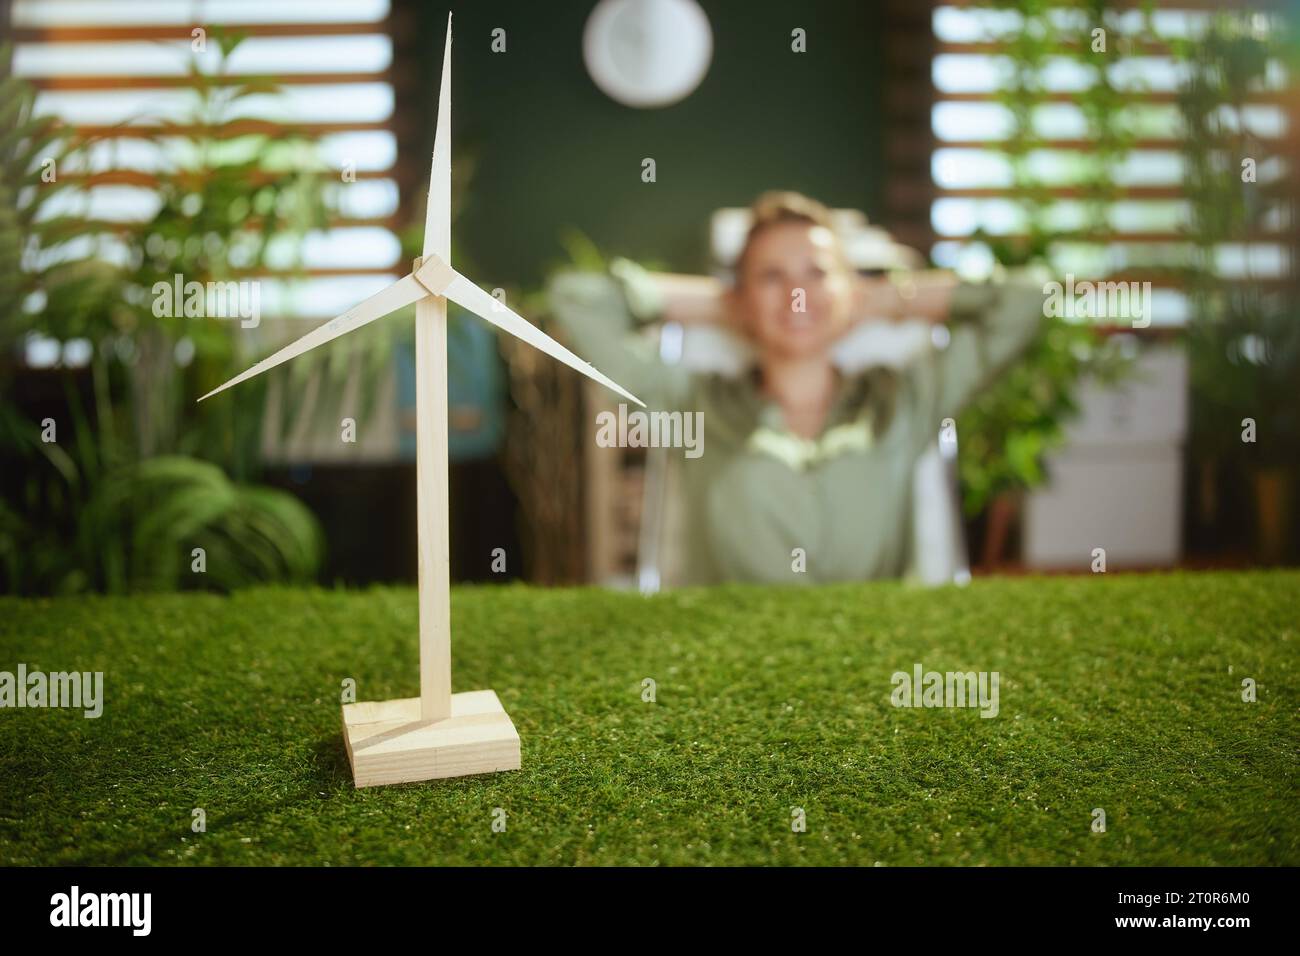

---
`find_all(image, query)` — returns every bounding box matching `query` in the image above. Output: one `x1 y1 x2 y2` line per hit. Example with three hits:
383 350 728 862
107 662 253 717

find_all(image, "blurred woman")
549 191 1043 584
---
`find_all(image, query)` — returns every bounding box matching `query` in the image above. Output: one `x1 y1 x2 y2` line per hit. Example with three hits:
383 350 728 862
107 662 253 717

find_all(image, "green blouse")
548 260 1045 585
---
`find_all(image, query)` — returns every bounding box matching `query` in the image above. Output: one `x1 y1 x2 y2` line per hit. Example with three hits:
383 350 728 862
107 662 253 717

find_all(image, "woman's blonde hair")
734 191 845 280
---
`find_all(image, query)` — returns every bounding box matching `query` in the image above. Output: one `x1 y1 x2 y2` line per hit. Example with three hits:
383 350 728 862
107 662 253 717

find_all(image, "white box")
1024 444 1184 568
1023 346 1187 570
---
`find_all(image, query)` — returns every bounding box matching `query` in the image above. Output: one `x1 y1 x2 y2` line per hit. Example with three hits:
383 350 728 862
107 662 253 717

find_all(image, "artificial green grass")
0 572 1295 866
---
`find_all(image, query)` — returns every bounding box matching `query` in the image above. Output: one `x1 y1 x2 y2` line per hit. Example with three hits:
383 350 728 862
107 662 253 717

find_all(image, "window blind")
914 1 1294 329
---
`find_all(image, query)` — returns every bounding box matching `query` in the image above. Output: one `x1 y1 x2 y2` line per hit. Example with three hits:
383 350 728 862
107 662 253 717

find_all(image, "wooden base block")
341 689 520 788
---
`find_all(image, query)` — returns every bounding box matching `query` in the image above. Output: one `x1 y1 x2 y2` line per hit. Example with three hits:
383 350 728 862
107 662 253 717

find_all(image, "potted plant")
1176 13 1299 563
0 34 337 593
955 1 1142 564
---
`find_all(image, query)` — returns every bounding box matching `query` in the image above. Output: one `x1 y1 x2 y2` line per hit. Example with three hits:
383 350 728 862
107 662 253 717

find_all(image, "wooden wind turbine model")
200 16 642 788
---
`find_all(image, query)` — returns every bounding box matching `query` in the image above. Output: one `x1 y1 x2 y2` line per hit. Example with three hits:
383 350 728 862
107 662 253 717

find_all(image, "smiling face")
729 220 855 361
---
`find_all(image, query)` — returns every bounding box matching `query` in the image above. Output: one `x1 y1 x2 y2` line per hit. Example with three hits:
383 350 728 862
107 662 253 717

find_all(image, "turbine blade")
441 269 645 408
197 274 427 402
424 14 451 260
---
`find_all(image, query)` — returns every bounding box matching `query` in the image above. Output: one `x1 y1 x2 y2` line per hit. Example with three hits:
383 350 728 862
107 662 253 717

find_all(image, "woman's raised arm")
547 259 694 410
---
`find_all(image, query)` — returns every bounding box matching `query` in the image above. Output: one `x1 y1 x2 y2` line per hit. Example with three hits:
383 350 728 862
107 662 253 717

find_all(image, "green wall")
409 0 885 289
